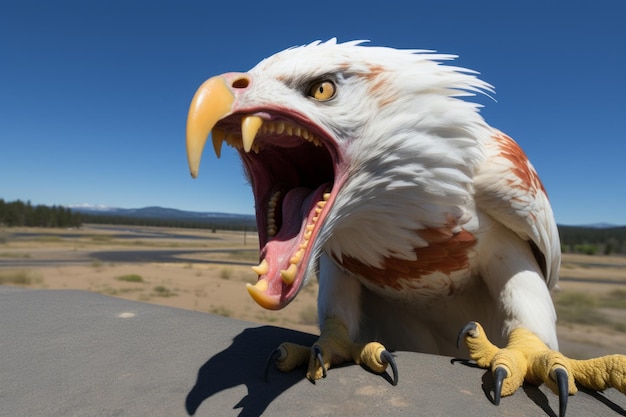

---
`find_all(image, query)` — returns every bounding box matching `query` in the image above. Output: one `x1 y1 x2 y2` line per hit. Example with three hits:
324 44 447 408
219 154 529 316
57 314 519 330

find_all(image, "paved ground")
2 286 625 417
0 248 258 268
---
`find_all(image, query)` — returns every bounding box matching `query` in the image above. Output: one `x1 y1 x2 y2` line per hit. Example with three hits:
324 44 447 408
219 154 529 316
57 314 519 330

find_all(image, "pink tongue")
259 187 313 295
275 187 312 239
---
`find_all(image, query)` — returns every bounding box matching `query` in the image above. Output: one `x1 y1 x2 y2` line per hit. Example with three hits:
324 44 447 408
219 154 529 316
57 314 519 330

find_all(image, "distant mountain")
69 204 255 225
69 203 116 212
580 222 620 229
69 204 624 229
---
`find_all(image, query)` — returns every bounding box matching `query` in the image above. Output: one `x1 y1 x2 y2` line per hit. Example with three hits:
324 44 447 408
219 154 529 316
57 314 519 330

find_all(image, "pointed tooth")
246 279 281 310
285 125 293 135
323 193 331 201
247 279 267 292
280 264 298 285
276 122 285 134
302 130 309 140
251 259 269 276
290 249 304 265
225 133 239 148
241 115 263 152
210 129 225 159
294 126 301 137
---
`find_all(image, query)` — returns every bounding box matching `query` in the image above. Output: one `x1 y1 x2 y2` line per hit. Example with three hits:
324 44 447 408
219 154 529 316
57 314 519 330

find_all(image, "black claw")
313 345 327 378
380 350 399 386
264 348 282 382
554 367 569 417
457 321 478 349
493 366 507 406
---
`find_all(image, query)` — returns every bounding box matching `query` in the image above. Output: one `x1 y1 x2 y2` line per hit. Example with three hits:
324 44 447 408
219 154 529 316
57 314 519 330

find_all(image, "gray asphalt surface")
0 248 258 268
2 287 625 416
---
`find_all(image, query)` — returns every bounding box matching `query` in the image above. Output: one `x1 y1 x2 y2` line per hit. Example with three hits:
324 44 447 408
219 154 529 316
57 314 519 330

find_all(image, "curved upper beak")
186 76 235 178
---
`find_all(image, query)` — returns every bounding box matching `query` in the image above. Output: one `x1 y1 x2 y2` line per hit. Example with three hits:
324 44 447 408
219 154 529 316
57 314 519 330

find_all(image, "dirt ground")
1 224 625 359
0 225 319 334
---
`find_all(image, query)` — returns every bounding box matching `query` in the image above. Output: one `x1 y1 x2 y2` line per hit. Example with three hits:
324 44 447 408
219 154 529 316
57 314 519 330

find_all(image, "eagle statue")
185 39 625 416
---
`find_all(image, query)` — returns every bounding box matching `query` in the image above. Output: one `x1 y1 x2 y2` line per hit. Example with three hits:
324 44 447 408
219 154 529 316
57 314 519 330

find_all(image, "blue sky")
1 1 625 225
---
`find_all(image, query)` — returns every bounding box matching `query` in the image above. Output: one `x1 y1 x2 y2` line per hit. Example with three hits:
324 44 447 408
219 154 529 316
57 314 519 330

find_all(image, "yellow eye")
308 80 336 101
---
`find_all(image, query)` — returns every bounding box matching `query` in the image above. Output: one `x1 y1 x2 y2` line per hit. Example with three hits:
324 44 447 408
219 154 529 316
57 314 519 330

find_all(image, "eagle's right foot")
265 316 398 385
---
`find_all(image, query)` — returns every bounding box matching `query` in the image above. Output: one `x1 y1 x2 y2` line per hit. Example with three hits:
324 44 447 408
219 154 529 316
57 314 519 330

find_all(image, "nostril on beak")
232 76 250 89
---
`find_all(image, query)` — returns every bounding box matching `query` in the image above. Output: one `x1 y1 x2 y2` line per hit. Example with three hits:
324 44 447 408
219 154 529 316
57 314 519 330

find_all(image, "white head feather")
250 40 494 268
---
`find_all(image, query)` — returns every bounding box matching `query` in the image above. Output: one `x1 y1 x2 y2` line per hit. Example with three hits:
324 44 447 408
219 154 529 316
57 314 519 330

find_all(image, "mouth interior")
246 127 334 241
247 139 333 242
216 115 336 307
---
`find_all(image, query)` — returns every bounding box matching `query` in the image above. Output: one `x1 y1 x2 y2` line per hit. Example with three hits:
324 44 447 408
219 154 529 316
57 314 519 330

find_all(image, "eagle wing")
474 130 560 288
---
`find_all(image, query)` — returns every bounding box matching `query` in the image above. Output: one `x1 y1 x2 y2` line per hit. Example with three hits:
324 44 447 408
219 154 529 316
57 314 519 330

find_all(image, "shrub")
220 267 232 280
574 244 597 255
0 270 42 285
116 274 144 283
153 285 176 297
209 305 233 317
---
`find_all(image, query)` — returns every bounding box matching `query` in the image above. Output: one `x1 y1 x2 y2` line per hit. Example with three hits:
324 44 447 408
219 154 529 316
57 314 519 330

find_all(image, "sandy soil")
0 225 320 334
2 225 625 359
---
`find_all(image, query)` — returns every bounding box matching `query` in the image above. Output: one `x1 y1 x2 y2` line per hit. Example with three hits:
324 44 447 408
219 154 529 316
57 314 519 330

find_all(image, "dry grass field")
1 224 625 359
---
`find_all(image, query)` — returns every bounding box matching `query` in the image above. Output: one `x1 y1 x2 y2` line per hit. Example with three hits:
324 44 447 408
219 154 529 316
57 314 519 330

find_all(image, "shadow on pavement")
186 326 316 417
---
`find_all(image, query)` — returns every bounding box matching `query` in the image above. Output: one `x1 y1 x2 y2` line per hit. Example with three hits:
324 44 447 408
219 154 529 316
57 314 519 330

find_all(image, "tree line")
80 213 255 232
0 199 254 232
559 225 626 255
0 199 82 228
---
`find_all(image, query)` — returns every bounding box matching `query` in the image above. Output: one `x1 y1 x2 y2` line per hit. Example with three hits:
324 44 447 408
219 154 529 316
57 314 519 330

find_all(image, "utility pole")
243 217 247 246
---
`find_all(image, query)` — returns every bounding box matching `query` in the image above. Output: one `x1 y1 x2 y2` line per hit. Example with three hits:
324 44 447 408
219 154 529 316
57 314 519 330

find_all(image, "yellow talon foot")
266 316 398 385
458 321 626 417
264 342 311 378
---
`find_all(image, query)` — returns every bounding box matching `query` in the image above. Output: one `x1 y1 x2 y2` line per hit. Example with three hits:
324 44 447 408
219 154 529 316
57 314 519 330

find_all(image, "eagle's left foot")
458 321 626 417
265 316 398 385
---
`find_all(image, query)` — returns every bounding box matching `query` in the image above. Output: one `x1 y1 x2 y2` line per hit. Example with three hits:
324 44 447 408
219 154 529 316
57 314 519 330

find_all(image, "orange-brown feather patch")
337 226 476 292
355 64 397 108
494 133 547 196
